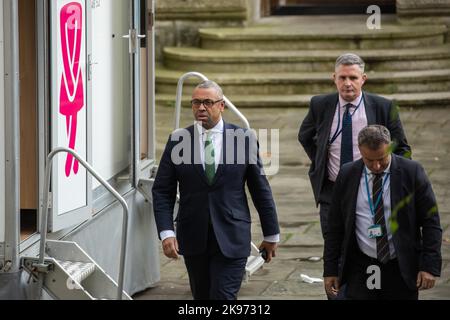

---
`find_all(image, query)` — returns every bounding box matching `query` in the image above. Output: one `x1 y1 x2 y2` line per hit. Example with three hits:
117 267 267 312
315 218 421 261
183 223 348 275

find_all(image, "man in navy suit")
324 125 442 299
152 80 280 300
298 53 411 242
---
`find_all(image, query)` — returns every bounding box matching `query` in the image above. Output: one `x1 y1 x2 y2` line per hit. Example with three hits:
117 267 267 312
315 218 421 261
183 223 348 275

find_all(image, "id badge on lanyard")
368 224 383 239
364 168 389 239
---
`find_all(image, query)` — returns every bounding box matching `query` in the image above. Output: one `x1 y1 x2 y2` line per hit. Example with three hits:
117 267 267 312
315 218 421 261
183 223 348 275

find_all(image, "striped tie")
373 173 390 264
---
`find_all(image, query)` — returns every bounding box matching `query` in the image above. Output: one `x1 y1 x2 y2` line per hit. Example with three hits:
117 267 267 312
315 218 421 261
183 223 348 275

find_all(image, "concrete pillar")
246 0 261 25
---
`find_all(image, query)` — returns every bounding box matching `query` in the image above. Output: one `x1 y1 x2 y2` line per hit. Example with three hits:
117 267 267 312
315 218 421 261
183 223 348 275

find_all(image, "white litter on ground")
307 256 322 262
300 274 324 284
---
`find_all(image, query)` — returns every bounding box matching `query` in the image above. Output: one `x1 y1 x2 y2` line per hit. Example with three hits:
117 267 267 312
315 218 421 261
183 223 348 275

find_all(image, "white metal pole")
174 72 250 130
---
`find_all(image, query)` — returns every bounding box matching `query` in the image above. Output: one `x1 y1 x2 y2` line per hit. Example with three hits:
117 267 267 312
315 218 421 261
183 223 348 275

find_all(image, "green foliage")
389 195 437 234
389 193 413 234
283 232 294 244
402 150 412 159
427 205 438 218
390 219 399 234
387 141 397 155
390 100 400 121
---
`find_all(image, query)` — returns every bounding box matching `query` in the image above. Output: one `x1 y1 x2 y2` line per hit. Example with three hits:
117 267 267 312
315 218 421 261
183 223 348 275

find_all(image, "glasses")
190 99 223 108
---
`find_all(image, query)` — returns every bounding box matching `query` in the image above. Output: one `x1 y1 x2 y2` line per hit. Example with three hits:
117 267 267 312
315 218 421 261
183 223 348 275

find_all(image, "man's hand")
324 276 340 298
162 237 179 259
417 271 436 290
259 241 277 263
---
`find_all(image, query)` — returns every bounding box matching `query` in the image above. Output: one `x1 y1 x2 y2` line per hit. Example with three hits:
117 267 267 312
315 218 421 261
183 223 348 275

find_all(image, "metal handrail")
174 72 250 130
37 147 129 300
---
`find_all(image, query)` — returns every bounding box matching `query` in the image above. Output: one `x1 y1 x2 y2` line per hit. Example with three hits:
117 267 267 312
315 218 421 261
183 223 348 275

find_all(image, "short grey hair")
358 125 391 150
195 80 223 99
335 53 365 73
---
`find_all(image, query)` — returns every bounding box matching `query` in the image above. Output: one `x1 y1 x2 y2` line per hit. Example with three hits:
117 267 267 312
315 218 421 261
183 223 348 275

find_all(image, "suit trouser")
345 247 418 300
319 179 348 300
318 179 335 240
183 225 247 300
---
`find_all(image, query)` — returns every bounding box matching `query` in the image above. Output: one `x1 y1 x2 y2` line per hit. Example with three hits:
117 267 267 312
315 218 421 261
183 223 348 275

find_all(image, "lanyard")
328 93 364 145
364 167 390 218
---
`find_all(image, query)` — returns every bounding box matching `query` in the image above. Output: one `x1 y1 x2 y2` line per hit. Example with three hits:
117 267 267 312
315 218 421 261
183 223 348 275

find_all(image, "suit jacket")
323 154 442 290
298 92 411 205
152 122 280 259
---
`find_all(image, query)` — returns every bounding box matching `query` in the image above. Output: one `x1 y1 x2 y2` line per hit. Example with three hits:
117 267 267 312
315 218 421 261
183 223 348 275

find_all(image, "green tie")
204 132 215 185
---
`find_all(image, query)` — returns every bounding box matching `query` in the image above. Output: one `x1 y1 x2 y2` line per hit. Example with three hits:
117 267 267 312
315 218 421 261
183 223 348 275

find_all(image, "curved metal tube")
174 72 250 130
38 147 129 300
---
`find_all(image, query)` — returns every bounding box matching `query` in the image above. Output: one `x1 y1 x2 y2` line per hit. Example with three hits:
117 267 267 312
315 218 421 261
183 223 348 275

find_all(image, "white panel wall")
91 0 130 187
52 0 88 215
0 1 6 242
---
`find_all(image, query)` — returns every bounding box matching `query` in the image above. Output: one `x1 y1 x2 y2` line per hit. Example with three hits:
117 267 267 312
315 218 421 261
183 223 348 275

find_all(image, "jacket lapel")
363 92 376 125
389 155 402 245
190 125 210 186
209 121 229 185
348 160 364 227
323 93 339 144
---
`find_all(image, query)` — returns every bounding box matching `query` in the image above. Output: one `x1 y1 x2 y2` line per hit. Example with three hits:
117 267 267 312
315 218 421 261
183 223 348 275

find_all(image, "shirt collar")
339 92 363 109
195 118 224 136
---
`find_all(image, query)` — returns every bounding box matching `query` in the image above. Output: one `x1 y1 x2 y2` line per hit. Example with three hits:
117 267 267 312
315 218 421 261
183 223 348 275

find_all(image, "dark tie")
340 104 353 167
373 173 390 264
204 132 215 185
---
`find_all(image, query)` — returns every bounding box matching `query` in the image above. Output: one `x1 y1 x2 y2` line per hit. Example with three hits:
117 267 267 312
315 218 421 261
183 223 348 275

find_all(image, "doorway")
19 0 38 241
262 0 396 16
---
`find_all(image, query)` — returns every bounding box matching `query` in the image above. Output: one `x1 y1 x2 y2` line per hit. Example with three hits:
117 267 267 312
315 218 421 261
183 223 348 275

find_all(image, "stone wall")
156 0 248 20
397 0 450 41
397 0 450 23
155 0 252 61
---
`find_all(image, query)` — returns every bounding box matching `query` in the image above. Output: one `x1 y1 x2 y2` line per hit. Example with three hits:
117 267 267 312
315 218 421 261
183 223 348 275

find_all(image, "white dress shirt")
328 93 368 182
196 119 224 171
160 118 280 244
355 159 396 259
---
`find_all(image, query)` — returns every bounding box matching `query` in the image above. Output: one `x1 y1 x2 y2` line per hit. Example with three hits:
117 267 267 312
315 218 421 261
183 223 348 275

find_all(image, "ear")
362 73 368 84
332 72 337 82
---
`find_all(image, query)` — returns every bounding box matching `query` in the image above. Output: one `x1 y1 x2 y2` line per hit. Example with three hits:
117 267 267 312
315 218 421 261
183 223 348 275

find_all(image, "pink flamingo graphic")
59 3 84 177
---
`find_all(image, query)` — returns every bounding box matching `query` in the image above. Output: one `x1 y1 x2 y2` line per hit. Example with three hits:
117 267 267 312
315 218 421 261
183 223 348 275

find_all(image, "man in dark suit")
298 53 411 241
324 125 442 299
152 80 280 300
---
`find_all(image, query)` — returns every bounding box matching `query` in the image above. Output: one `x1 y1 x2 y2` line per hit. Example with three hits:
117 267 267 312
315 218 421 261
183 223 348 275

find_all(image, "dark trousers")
183 226 247 300
319 179 347 300
345 248 418 300
318 179 335 240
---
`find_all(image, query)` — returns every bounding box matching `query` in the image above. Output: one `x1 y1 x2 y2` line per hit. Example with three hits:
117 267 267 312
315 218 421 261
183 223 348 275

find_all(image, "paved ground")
134 105 450 300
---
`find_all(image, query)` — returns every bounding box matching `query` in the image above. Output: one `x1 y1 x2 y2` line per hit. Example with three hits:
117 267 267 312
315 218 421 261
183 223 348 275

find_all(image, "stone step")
156 68 450 95
163 45 450 73
198 23 448 50
156 91 450 109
